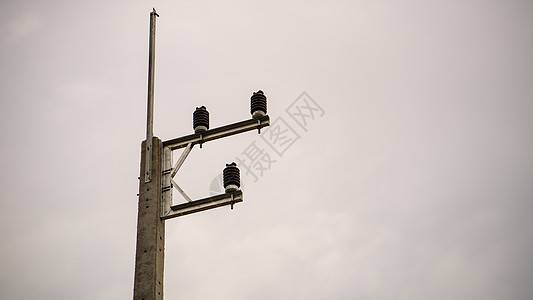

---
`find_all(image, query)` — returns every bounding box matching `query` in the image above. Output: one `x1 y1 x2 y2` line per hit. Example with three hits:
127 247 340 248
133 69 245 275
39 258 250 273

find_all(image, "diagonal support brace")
171 178 192 203
171 143 193 178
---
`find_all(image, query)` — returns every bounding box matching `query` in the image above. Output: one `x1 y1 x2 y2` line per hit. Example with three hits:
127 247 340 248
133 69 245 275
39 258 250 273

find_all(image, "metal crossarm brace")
163 115 270 150
171 143 193 177
160 115 270 219
170 178 192 203
161 190 243 220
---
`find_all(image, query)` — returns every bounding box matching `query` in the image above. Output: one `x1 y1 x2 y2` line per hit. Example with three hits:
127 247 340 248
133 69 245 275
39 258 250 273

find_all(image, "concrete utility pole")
134 137 164 300
134 8 164 300
133 9 271 300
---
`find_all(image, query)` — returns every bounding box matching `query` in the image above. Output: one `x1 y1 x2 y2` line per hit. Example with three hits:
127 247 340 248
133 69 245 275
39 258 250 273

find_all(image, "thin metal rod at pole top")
145 8 159 182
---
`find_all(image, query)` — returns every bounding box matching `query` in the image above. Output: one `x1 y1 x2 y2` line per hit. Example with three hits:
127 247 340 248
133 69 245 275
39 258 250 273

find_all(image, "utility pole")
133 9 271 300
133 8 164 300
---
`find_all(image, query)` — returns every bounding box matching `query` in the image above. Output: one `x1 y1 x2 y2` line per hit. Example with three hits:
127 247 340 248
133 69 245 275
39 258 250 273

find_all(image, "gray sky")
1 0 533 299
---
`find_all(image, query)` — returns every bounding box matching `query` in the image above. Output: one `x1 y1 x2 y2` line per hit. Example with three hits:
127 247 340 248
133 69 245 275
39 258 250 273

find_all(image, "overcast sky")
1 0 532 299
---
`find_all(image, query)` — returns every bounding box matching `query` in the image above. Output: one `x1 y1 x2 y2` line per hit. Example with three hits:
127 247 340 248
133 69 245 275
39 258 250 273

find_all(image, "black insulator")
251 90 267 118
193 106 209 132
223 162 240 191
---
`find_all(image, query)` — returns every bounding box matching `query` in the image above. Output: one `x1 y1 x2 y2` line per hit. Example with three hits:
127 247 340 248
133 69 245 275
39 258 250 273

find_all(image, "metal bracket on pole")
161 146 172 217
162 190 243 220
163 115 270 150
162 142 195 217
160 115 270 218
